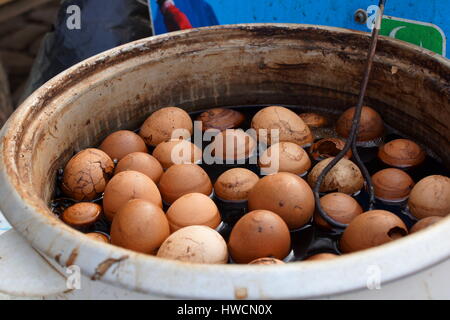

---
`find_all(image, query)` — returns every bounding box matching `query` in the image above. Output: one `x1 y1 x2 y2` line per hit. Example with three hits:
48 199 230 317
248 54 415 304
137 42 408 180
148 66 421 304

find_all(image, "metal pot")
0 24 449 299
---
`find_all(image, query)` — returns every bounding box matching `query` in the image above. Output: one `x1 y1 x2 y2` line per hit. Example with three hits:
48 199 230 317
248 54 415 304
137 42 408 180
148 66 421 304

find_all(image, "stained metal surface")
0 24 448 299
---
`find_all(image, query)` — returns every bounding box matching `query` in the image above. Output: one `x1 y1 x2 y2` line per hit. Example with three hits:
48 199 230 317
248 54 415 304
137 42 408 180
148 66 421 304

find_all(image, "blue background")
150 0 449 57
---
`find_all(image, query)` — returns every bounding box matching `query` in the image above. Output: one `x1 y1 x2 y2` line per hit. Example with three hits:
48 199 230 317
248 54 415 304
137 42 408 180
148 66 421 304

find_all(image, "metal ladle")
313 0 387 229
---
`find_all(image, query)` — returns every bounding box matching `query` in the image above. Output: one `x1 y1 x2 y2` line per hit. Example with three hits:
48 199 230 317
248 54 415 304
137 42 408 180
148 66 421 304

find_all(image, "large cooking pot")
0 24 449 299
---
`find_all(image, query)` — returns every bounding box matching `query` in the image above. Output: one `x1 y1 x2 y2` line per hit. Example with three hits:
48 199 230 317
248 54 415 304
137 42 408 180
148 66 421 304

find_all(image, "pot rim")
0 24 449 299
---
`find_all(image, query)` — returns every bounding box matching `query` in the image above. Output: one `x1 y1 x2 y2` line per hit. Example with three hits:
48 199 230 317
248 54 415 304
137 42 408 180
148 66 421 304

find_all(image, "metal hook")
313 0 386 229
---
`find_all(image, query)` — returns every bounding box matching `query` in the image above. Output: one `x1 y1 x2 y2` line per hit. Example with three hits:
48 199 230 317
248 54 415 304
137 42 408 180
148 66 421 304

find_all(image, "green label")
380 16 446 56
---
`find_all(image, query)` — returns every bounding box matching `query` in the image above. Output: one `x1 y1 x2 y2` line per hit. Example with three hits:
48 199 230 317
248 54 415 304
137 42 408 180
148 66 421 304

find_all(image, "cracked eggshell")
110 199 170 254
214 168 259 201
410 216 444 233
196 108 245 132
228 210 291 264
103 170 162 221
298 113 328 128
378 139 426 168
139 107 193 146
308 157 364 194
62 148 114 201
61 202 102 229
211 129 256 161
115 152 163 183
248 257 285 265
258 141 311 175
340 210 408 253
166 193 221 232
158 164 213 204
152 139 202 169
248 173 315 229
309 138 352 161
372 168 414 201
314 192 363 230
408 175 450 219
336 106 384 142
251 106 314 146
157 225 228 264
99 130 148 161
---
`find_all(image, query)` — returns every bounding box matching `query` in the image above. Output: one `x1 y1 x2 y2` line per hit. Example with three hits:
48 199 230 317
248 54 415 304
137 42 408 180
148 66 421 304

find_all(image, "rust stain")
66 248 79 266
234 287 248 300
91 255 129 281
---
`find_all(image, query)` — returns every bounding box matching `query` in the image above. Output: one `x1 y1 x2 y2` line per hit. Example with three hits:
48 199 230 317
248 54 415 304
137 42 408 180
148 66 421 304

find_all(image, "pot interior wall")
14 25 448 205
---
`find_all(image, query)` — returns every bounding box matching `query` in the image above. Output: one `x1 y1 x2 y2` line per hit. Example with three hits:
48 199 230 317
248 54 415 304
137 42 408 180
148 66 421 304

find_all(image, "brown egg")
214 168 259 201
85 232 110 243
305 253 339 261
248 257 285 265
157 225 228 264
309 138 352 161
228 210 291 263
110 199 170 254
408 175 450 219
210 129 256 161
336 106 384 142
372 168 414 202
248 173 315 229
115 152 163 183
197 108 245 132
308 157 364 194
298 113 328 128
166 193 221 232
103 170 162 221
62 148 114 201
410 216 444 233
99 130 148 161
378 139 426 168
158 164 213 204
139 107 193 146
258 142 311 176
340 210 408 253
61 202 102 229
152 139 202 169
251 106 314 146
314 193 363 230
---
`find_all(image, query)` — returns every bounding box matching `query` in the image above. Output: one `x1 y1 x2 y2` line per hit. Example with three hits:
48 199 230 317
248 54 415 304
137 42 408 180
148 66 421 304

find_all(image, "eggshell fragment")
61 202 102 229
228 210 291 263
110 199 170 254
378 139 425 168
214 168 259 201
408 175 450 219
248 172 315 229
158 164 213 204
298 113 328 128
309 138 352 161
139 107 193 146
308 157 364 194
103 170 162 221
372 168 414 201
115 152 163 183
152 139 202 169
340 210 408 253
99 130 147 161
336 106 384 142
157 226 228 264
166 193 221 232
251 106 313 146
259 142 311 175
62 148 114 201
314 193 363 230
